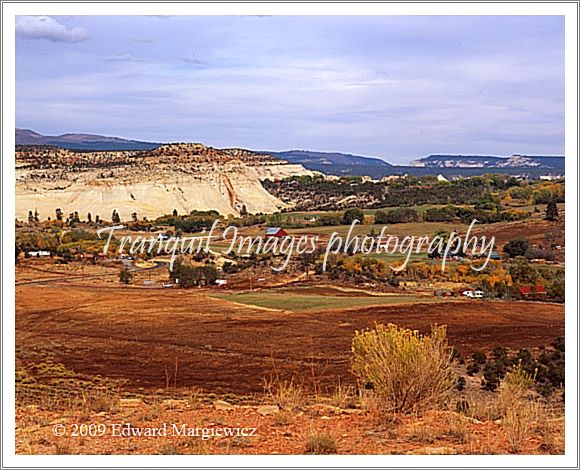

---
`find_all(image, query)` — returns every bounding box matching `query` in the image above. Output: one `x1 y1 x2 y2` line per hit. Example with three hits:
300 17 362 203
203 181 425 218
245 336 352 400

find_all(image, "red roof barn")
265 227 288 238
518 285 547 299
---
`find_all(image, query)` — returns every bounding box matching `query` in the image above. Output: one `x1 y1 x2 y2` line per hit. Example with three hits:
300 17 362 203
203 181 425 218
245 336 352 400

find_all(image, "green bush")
537 338 564 395
169 259 218 288
472 351 487 365
375 207 419 224
504 238 530 258
425 207 455 222
342 208 364 225
466 363 480 376
481 360 506 392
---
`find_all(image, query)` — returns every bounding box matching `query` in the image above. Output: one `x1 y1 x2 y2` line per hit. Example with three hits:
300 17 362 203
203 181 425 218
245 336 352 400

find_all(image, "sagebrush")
351 323 455 414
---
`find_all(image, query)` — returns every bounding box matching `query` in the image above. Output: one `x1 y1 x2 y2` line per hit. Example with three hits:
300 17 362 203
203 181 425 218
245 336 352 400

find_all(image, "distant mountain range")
16 129 564 178
411 154 564 171
268 151 564 177
16 128 160 151
264 150 394 177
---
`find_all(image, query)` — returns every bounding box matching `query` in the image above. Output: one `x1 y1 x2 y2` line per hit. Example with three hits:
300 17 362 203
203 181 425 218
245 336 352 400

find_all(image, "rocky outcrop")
15 143 318 220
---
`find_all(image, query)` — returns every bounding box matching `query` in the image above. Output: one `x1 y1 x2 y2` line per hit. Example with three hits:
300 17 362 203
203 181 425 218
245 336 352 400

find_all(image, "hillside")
265 150 393 177
15 144 317 220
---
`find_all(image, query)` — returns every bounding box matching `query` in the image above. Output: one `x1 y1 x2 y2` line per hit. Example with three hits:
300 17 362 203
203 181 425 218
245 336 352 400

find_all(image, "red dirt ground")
15 400 564 455
16 285 564 395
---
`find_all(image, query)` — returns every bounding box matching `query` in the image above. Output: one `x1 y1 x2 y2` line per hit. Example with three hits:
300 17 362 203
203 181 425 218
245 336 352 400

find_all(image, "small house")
265 227 288 238
518 285 547 300
27 250 50 258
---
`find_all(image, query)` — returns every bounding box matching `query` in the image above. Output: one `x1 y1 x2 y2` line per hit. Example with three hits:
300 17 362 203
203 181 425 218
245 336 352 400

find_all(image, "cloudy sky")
16 15 564 163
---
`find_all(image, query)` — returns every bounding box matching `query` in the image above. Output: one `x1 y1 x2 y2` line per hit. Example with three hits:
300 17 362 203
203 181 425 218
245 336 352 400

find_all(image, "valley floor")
16 284 563 394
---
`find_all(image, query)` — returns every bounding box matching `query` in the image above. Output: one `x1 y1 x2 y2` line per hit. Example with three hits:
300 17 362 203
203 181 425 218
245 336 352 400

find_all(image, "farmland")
16 283 563 394
14 176 566 455
14 275 566 455
210 287 445 311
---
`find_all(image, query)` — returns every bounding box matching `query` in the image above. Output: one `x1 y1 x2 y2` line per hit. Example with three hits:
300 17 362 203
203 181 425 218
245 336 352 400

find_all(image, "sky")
15 15 564 163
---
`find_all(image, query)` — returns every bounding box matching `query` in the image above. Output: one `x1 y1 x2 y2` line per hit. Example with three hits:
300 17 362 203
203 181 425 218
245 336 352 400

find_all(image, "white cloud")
16 16 88 43
15 16 564 158
104 54 144 63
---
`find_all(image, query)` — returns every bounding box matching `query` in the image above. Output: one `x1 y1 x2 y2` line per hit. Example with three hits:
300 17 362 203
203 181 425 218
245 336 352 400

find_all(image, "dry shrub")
499 364 546 453
358 388 379 412
53 440 73 455
351 323 455 414
272 411 293 426
329 382 356 409
406 423 436 445
68 388 119 419
467 394 501 422
497 362 535 416
467 431 502 455
183 438 211 455
503 401 541 453
263 376 304 411
304 432 338 454
158 443 181 455
20 437 42 455
185 387 204 409
84 389 119 413
135 403 162 422
466 366 558 454
357 387 398 426
536 414 564 454
444 412 473 444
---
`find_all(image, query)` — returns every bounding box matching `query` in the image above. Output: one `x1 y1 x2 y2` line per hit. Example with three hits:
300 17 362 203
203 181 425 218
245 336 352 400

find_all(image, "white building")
27 250 50 257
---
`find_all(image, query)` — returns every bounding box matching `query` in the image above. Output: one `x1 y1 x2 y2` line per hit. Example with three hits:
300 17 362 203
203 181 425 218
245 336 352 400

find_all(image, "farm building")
27 250 50 257
265 227 288 238
518 285 548 300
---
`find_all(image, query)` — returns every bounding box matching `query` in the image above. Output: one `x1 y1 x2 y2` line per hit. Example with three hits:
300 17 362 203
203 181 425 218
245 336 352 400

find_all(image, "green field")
280 204 473 220
507 202 564 213
210 289 444 311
